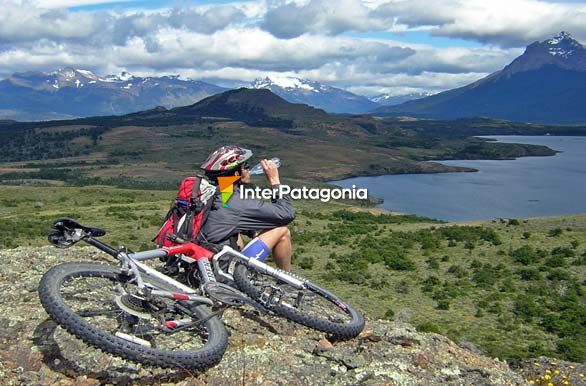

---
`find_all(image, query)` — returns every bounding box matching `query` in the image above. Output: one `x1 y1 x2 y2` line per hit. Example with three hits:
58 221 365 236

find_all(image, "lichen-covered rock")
0 246 559 385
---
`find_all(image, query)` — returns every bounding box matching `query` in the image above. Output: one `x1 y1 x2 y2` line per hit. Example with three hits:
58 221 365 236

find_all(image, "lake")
331 136 586 222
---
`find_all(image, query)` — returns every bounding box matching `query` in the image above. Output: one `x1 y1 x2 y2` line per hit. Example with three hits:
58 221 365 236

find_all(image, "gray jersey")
200 184 295 244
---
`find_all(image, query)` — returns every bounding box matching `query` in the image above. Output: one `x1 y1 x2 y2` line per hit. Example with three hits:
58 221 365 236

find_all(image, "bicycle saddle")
49 218 106 248
53 218 106 237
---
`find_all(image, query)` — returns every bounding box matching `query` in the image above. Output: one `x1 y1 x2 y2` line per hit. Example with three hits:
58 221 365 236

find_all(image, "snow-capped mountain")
370 92 436 106
489 31 586 80
374 32 586 124
0 68 225 121
250 76 379 114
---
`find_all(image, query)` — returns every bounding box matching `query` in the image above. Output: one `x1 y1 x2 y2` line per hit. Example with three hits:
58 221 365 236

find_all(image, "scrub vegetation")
1 185 584 363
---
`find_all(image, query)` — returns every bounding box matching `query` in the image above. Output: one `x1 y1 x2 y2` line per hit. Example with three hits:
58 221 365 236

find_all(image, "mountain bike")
39 218 364 370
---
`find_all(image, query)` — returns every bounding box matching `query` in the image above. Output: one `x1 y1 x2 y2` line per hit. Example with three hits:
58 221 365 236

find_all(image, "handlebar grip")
167 234 187 244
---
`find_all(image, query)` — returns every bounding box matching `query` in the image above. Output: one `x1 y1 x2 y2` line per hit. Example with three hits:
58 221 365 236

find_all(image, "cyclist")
199 145 295 271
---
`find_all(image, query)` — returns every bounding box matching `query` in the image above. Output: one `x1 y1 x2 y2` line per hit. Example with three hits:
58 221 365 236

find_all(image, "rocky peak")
497 32 586 78
3 246 584 385
249 76 378 113
546 31 576 47
102 71 136 82
52 68 101 88
539 31 584 60
251 76 323 92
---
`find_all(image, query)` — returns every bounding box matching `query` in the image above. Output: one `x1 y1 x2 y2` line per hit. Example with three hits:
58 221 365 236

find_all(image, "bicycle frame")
82 235 306 307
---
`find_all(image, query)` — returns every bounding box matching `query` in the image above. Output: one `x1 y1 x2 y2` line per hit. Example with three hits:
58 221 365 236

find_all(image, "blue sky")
2 0 585 96
69 0 230 12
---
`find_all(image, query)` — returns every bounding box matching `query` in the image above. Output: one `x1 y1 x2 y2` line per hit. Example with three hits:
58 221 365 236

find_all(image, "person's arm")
237 188 295 229
235 159 295 231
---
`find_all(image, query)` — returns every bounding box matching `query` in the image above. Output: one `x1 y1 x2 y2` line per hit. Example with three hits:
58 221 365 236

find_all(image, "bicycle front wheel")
233 263 365 340
38 262 228 370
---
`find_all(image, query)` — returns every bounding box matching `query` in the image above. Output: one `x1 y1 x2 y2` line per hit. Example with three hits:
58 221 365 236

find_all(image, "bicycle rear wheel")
233 263 365 340
39 262 228 370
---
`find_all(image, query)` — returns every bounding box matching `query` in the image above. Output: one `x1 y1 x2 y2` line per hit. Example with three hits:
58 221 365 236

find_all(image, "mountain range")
375 32 586 124
0 68 226 121
1 32 584 123
249 76 380 114
0 70 424 121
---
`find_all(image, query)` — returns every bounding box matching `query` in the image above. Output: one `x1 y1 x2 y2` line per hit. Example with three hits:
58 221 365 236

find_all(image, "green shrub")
369 277 387 290
395 279 410 294
546 269 570 281
551 246 575 258
385 254 416 271
422 276 440 292
426 256 440 269
557 338 586 362
447 264 467 278
548 228 563 237
416 322 441 334
384 308 395 320
499 277 515 292
299 256 315 269
544 255 567 268
510 245 545 265
436 299 450 310
488 302 503 315
572 256 586 266
513 295 545 322
324 261 336 270
515 268 541 281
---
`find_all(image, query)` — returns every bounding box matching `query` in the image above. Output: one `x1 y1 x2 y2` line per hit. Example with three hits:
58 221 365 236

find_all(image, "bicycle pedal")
259 285 283 307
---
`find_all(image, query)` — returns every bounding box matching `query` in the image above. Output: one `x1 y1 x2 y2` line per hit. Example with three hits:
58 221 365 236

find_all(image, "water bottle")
249 157 281 175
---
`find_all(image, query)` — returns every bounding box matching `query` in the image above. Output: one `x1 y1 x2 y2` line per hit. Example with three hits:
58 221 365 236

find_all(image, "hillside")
172 87 329 127
0 88 574 190
0 245 527 385
0 185 584 384
1 186 584 363
375 32 586 124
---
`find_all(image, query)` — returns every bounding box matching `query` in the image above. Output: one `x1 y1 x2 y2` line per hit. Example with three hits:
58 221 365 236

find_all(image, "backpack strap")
190 176 201 203
190 175 203 212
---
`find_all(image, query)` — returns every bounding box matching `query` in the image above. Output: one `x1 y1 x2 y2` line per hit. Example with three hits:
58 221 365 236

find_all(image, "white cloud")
0 0 584 97
260 0 586 47
111 27 414 72
261 0 391 38
431 0 586 47
0 4 108 42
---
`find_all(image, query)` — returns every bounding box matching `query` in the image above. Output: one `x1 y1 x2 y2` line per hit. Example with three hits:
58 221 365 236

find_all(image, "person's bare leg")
257 226 292 271
236 233 244 249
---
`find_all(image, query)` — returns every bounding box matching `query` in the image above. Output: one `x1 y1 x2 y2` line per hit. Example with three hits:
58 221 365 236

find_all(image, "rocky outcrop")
0 246 537 385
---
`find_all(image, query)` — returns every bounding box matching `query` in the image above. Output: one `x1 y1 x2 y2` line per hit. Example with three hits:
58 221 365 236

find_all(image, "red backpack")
154 176 213 248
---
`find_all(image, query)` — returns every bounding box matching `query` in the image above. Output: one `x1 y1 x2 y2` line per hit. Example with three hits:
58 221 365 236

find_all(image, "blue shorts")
241 237 270 262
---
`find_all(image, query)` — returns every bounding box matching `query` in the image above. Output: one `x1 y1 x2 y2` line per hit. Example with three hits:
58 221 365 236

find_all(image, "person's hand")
261 159 280 186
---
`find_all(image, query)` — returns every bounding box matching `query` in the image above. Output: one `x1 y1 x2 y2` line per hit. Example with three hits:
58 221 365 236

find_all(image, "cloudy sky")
1 0 585 96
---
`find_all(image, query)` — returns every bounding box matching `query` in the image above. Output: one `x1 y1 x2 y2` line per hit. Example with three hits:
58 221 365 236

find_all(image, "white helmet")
200 145 253 175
